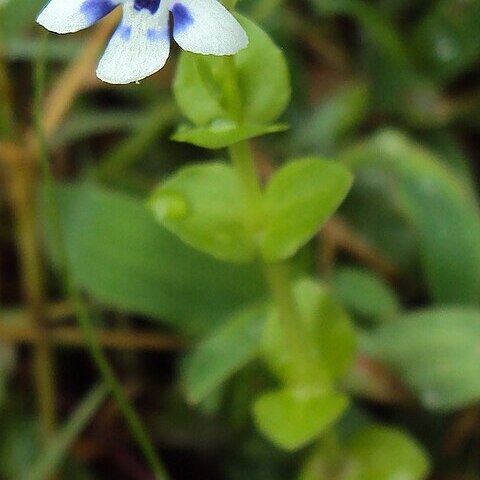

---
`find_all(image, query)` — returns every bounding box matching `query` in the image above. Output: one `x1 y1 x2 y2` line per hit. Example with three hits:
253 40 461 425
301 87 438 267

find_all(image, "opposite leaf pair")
149 158 353 263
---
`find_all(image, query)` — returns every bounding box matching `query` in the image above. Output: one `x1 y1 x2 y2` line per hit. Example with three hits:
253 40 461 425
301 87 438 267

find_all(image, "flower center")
133 0 160 14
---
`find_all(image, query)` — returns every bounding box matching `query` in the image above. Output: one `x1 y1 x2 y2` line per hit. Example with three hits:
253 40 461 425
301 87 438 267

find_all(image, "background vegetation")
1 0 480 478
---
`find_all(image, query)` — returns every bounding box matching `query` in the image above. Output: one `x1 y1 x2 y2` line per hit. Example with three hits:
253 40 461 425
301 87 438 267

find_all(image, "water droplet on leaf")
151 191 189 222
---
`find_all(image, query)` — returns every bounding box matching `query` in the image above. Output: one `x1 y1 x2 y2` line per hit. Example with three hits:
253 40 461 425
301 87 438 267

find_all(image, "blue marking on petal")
171 3 194 34
117 23 132 41
134 0 161 14
80 0 116 24
147 28 168 42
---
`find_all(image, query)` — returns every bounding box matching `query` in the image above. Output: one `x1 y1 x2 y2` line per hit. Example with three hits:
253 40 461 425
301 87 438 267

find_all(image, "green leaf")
149 162 255 263
174 52 227 127
311 0 429 120
1 0 45 39
363 308 480 411
301 424 429 480
253 388 348 451
333 267 400 324
292 82 369 156
347 425 429 480
411 0 480 84
26 384 108 480
183 304 267 405
43 182 265 336
263 278 356 386
260 157 353 261
172 122 288 149
343 130 480 305
313 0 409 65
422 129 475 189
233 15 290 125
339 169 418 273
173 14 290 128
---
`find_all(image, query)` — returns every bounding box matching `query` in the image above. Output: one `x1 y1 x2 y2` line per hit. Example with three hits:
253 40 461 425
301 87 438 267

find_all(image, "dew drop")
152 191 189 222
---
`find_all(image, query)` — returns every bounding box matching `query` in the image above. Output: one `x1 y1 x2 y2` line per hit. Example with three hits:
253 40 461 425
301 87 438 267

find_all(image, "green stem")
228 141 263 231
34 33 169 480
228 140 312 380
223 56 243 124
222 46 312 377
264 261 313 373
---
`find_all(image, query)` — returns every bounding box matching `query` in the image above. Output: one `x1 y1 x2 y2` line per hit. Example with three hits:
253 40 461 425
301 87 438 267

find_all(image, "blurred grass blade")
411 0 480 84
313 0 409 65
52 110 145 148
292 82 369 156
26 384 108 480
343 130 480 305
3 37 82 62
95 100 178 182
332 267 400 324
363 308 480 411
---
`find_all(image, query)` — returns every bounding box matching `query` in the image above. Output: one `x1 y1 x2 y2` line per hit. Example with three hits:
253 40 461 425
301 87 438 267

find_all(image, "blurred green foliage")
1 0 480 478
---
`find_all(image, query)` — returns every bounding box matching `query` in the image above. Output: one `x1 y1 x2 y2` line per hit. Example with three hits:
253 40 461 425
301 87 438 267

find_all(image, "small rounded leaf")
253 388 348 450
149 162 255 263
261 157 353 261
347 425 429 480
300 424 429 480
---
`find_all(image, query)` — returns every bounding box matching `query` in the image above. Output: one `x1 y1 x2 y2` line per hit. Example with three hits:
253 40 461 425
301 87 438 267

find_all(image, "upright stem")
222 38 311 376
223 56 243 123
264 261 314 375
34 34 169 480
228 141 264 231
228 140 312 378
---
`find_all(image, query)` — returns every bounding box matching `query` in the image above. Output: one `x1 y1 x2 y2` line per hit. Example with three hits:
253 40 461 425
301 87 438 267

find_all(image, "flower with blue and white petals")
37 0 248 84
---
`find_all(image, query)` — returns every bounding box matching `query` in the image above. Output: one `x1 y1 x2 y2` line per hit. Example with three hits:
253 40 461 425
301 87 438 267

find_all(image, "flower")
37 0 248 84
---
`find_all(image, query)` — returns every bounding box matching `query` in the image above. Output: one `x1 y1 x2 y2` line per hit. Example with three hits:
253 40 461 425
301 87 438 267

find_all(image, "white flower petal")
96 3 170 84
169 0 248 56
37 0 121 34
